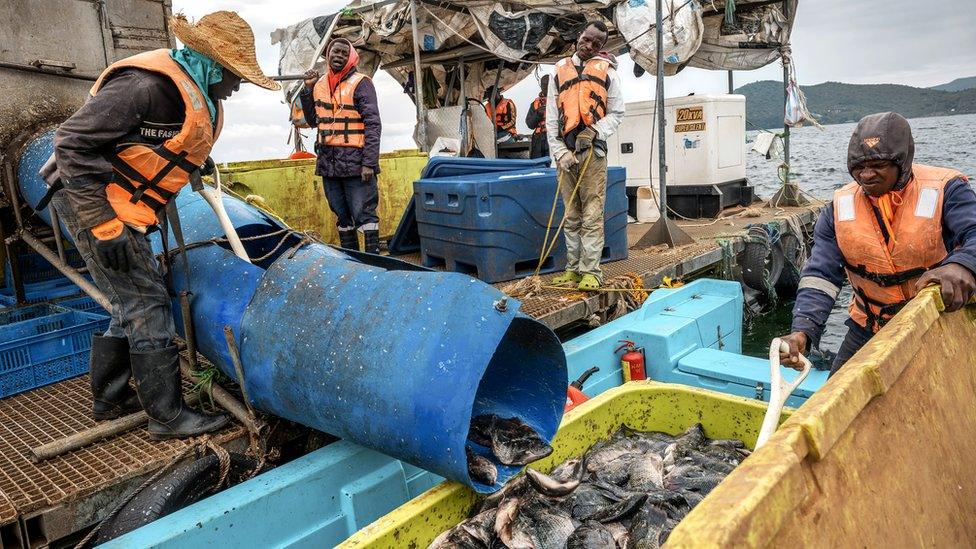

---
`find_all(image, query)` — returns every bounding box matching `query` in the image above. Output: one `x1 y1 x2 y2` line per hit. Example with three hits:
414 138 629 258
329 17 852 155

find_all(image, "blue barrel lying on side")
17 130 567 492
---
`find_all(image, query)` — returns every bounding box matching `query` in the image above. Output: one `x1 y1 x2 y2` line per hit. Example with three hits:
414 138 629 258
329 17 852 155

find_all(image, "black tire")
740 228 784 293
95 453 259 544
775 232 805 296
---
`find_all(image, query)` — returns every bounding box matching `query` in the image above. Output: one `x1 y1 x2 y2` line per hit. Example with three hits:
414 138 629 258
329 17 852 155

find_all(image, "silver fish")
470 414 553 467
467 447 498 486
626 452 664 492
628 501 669 549
566 520 616 549
526 459 583 497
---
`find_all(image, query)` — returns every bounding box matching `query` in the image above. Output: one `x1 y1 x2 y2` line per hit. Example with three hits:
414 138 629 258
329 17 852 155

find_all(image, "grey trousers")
557 154 608 282
51 193 175 351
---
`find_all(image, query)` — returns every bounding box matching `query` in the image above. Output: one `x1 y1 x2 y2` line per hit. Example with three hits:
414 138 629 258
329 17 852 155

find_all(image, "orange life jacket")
91 49 222 229
834 164 968 332
314 73 368 148
485 98 517 135
553 57 610 137
530 98 547 135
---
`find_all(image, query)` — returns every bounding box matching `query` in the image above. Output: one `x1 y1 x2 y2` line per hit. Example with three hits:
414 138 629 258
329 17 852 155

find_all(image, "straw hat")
171 11 280 91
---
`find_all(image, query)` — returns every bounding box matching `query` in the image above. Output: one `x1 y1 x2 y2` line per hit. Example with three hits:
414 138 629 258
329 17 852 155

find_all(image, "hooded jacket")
299 41 381 179
792 112 976 347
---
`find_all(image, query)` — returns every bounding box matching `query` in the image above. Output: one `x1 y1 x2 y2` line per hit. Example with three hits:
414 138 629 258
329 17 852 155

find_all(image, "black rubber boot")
90 333 142 420
338 229 359 251
364 230 380 254
130 345 230 440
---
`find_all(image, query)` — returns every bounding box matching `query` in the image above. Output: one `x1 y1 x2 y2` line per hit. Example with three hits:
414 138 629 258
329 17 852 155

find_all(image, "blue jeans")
323 175 379 231
51 193 175 351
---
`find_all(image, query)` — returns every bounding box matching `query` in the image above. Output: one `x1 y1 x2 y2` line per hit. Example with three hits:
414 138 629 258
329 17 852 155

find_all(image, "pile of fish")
467 414 554 486
435 424 750 548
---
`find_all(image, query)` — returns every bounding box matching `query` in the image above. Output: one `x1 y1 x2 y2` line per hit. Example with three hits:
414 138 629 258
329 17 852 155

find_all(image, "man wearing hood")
48 12 280 438
547 21 625 292
301 39 382 254
780 112 976 374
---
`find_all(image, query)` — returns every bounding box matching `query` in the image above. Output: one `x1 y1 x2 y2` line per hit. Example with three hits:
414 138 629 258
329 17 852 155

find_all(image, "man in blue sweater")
780 112 976 374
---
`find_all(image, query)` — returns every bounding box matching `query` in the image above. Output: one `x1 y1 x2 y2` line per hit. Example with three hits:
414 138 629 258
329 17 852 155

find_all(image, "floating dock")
399 204 821 331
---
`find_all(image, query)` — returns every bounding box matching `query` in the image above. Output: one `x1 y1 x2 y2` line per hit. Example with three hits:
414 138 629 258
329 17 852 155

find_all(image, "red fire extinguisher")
615 340 647 383
565 367 599 412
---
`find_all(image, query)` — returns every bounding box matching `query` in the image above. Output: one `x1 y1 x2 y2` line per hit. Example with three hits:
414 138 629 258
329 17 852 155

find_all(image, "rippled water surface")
741 113 976 357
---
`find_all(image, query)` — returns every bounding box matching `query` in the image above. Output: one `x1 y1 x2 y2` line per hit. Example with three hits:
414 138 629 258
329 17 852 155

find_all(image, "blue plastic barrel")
16 130 567 492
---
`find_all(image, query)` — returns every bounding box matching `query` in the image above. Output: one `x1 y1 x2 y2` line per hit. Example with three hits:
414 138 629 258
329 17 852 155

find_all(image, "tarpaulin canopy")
272 0 797 110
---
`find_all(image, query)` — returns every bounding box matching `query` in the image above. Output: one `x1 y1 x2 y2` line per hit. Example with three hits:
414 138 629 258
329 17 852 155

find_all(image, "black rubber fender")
95 452 259 544
739 228 784 293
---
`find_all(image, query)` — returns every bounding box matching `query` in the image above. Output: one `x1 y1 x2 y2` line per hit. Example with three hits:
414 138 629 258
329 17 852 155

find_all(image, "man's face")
853 159 899 197
328 42 351 73
208 68 242 101
576 26 607 61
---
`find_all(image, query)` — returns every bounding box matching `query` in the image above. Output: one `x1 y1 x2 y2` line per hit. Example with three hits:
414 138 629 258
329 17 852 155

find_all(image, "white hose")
197 165 251 263
755 338 812 449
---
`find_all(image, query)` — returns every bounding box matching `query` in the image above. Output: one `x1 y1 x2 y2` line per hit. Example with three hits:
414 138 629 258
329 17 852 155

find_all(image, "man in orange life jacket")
547 21 624 292
484 87 518 143
300 39 382 253
779 112 976 374
47 12 279 438
525 75 550 159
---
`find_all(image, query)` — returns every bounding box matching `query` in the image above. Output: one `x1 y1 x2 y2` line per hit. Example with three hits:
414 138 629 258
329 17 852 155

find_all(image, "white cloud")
176 0 976 162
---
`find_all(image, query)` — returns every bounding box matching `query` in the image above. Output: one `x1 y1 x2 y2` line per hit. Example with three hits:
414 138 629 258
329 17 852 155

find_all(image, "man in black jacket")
300 39 382 253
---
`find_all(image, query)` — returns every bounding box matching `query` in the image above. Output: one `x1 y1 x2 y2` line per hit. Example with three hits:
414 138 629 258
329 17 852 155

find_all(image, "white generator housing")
606 94 747 188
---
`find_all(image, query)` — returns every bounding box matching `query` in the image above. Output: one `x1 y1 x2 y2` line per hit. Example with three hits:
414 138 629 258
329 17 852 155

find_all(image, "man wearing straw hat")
48 12 279 439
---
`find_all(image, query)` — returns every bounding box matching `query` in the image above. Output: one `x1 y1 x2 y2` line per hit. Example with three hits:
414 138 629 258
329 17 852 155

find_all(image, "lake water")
740 113 976 358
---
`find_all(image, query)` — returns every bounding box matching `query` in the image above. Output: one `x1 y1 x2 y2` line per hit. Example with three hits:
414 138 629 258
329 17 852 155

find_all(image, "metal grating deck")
0 376 244 526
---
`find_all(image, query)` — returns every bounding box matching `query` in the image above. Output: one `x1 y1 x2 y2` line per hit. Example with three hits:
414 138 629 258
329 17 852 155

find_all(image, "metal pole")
656 0 667 217
409 0 428 151
459 60 468 154
49 207 67 264
490 65 504 159
781 0 790 184
727 70 734 94
20 231 112 311
2 161 26 303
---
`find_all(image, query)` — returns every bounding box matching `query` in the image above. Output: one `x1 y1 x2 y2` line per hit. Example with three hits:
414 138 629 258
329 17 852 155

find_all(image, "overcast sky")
173 0 976 163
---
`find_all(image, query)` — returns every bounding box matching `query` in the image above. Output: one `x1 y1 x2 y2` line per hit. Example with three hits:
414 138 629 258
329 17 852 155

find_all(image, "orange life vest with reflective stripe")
314 73 368 148
834 164 967 332
485 98 517 135
91 49 222 229
553 57 610 137
530 98 547 135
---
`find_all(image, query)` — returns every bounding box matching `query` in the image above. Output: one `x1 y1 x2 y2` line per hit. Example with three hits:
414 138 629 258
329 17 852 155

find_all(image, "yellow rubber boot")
551 271 583 285
578 274 600 291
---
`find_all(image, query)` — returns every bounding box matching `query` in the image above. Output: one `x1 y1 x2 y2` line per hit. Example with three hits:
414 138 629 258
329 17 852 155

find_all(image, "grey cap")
847 112 915 188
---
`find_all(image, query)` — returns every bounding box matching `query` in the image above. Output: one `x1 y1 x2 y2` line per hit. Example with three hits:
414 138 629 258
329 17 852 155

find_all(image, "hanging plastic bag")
782 49 823 129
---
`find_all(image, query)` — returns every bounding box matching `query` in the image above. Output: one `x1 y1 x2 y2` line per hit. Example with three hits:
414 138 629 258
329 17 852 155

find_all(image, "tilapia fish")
469 414 553 467
467 447 498 486
430 425 748 549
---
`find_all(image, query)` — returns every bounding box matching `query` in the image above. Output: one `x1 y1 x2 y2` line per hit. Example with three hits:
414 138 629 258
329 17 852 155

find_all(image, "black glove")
575 127 597 153
200 156 216 176
93 227 134 273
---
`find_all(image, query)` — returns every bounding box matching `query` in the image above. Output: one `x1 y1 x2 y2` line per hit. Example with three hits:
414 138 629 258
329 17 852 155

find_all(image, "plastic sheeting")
617 0 704 76
272 0 800 139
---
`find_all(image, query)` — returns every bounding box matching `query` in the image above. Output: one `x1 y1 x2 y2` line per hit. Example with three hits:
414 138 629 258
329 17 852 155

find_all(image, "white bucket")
636 186 661 223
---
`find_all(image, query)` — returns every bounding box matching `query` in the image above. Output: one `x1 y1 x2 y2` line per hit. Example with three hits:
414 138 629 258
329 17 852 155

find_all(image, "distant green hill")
736 80 976 129
930 76 976 92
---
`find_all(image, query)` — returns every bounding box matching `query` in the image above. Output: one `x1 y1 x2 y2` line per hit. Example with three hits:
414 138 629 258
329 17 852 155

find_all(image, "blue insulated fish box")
415 167 628 283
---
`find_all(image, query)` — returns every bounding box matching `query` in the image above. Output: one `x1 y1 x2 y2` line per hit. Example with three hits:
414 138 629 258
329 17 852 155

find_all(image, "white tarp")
617 0 704 76
272 0 804 140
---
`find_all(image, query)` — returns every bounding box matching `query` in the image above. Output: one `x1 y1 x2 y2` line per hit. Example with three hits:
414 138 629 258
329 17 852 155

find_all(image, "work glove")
557 151 579 172
574 127 597 153
200 156 216 177
91 218 134 273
